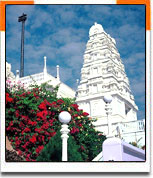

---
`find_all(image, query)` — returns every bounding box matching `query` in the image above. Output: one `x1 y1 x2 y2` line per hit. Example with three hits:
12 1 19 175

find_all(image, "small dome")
89 22 104 37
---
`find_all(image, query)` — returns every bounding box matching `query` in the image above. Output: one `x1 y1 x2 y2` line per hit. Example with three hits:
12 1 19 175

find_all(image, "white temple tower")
76 22 138 135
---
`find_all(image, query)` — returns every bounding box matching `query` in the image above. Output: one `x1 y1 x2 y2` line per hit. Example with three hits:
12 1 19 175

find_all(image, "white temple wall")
111 96 125 119
126 108 135 121
90 99 105 117
78 101 90 115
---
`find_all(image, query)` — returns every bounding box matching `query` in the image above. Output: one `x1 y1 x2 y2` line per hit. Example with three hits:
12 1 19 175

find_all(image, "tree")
6 81 106 161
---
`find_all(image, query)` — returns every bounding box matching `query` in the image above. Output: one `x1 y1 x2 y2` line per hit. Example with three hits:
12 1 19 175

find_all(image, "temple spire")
56 65 60 81
43 56 47 73
43 56 47 80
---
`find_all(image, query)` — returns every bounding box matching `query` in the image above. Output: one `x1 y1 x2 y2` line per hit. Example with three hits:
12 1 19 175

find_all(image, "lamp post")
18 13 27 78
58 111 71 161
103 95 113 138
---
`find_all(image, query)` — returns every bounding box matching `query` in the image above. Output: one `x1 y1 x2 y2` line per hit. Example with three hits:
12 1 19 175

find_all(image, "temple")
76 23 145 145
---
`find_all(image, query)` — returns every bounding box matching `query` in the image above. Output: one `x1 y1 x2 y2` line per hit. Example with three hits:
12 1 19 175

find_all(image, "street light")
58 111 71 161
18 13 27 78
103 94 113 138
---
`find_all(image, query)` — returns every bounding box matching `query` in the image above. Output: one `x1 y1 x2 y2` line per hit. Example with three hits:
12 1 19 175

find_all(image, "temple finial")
43 56 47 73
56 65 60 81
43 56 47 80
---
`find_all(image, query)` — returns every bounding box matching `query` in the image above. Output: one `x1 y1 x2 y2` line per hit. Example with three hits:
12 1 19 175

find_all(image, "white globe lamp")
103 95 113 104
58 111 71 124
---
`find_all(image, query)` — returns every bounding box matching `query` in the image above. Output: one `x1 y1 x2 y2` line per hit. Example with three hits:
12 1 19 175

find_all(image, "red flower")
41 122 49 129
15 110 20 118
21 115 29 123
49 119 54 125
44 131 50 136
24 128 31 132
21 127 31 135
41 135 45 142
37 110 48 119
6 127 11 131
15 139 21 146
6 93 13 104
37 112 43 118
26 158 30 161
82 112 89 116
28 120 37 126
29 135 37 144
74 114 79 117
39 102 47 110
43 110 48 116
71 104 79 109
20 93 26 97
22 142 29 149
52 101 57 104
27 91 31 95
78 123 82 127
50 131 56 137
35 128 44 134
48 111 51 115
57 99 64 104
18 150 22 156
10 121 13 126
37 135 45 143
33 92 37 97
36 145 44 154
70 127 79 134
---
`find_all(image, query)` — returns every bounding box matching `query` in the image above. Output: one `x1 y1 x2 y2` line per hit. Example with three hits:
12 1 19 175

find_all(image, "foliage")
6 80 106 161
36 131 83 162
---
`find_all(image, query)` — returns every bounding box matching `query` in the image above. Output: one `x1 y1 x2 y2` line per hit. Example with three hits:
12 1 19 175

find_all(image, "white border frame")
0 0 151 172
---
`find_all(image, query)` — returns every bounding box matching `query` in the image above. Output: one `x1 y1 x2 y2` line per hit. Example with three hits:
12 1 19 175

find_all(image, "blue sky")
6 5 145 120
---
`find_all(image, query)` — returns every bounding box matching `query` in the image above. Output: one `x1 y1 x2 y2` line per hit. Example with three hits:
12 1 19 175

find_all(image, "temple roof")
89 22 104 37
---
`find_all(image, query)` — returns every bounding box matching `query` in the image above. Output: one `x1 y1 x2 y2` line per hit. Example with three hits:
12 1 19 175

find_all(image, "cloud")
6 5 35 25
59 42 85 57
29 9 53 29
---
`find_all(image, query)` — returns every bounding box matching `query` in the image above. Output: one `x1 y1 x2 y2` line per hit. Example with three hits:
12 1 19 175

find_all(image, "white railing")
112 119 145 134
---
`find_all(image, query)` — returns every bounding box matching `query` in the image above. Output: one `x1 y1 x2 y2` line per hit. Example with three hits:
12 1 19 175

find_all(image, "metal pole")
18 13 27 78
20 20 25 77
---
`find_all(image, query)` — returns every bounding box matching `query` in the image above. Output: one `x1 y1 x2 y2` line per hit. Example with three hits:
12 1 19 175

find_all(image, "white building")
6 57 75 99
76 23 145 147
6 62 15 80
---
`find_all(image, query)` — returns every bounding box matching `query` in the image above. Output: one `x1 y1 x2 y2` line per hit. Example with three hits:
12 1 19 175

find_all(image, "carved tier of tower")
76 23 138 133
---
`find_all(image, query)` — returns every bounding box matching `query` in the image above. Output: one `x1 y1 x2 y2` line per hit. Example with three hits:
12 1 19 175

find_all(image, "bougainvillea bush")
6 80 106 161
